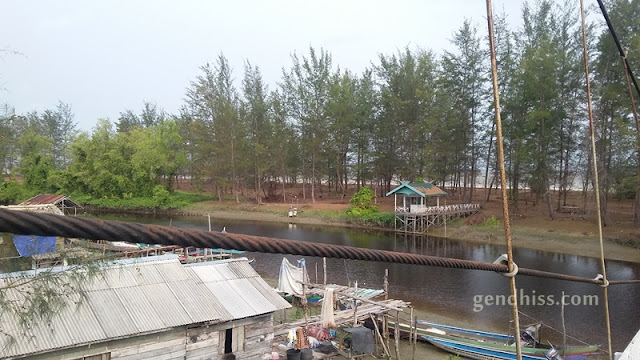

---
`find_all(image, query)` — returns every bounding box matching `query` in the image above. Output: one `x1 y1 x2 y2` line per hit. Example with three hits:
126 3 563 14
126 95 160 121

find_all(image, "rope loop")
594 274 610 288
503 263 519 278
493 254 518 278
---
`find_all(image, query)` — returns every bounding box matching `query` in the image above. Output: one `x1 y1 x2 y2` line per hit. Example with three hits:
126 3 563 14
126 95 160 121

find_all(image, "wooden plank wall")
22 315 276 360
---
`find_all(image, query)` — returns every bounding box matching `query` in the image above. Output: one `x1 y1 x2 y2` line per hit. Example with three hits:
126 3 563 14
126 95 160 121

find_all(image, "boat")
372 319 599 360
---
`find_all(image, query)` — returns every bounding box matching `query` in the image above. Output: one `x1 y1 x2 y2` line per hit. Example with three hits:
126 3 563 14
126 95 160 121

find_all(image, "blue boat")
381 320 599 360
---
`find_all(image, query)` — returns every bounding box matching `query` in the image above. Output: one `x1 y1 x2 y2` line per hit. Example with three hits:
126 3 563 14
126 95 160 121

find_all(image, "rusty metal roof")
0 255 283 358
19 194 81 208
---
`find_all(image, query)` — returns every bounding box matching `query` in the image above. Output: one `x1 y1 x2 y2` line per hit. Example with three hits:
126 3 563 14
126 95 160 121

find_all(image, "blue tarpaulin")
13 235 56 256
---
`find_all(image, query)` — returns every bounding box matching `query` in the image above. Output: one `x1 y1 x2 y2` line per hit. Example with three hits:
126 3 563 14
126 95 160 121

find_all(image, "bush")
152 185 171 208
349 186 376 211
0 180 26 205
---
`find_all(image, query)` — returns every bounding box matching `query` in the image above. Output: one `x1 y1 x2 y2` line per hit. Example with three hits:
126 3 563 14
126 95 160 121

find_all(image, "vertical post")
384 269 389 350
409 306 414 349
584 1 613 358
394 311 401 360
323 257 327 286
412 313 417 360
207 213 211 232
394 193 397 231
353 281 358 327
315 262 318 284
302 263 309 331
486 1 522 358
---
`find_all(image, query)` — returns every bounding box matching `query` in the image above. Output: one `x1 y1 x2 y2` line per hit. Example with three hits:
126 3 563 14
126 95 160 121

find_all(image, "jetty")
387 182 480 233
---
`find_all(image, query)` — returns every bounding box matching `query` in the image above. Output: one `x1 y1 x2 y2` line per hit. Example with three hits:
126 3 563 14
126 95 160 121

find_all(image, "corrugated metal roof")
386 181 447 197
0 255 284 358
18 194 82 208
19 194 66 205
186 258 291 321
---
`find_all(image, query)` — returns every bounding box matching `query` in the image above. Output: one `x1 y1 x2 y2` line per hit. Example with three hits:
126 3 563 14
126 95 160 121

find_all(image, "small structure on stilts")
387 181 480 234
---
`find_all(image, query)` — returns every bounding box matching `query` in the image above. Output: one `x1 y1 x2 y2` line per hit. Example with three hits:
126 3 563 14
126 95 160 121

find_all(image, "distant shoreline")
84 202 640 264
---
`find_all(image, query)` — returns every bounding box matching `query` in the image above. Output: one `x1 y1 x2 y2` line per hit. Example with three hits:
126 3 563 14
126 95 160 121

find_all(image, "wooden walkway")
394 204 480 234
273 298 409 337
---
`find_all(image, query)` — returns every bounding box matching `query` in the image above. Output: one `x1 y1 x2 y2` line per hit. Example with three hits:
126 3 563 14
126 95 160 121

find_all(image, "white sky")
1 0 523 131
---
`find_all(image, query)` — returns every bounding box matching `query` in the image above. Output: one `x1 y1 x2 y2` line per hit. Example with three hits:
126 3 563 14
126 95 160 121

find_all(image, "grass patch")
346 211 395 228
298 208 347 222
611 237 640 249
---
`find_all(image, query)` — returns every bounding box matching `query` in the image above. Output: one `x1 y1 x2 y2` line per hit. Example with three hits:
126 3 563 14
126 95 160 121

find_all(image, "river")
99 214 640 354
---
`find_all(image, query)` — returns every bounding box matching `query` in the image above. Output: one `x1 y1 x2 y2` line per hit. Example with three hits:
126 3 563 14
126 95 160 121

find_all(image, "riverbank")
181 200 640 264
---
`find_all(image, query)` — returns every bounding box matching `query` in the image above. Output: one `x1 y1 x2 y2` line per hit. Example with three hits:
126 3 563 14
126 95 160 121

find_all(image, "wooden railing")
395 203 480 215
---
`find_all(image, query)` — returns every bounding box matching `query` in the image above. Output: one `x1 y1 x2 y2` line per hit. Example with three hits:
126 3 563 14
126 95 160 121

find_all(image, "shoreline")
184 205 640 264
88 202 640 264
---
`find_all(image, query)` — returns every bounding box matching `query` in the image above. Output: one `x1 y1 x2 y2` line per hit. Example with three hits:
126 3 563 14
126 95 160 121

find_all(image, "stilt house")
386 181 447 212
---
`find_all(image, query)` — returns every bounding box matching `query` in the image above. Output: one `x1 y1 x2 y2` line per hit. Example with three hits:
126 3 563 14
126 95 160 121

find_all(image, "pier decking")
394 204 480 233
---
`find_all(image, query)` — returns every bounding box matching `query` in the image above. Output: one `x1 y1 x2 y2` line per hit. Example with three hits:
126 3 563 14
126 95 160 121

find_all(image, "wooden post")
207 213 211 231
370 314 390 358
412 311 417 360
409 306 414 347
394 311 401 360
384 269 389 351
315 262 318 284
353 281 358 327
323 257 327 286
302 264 309 331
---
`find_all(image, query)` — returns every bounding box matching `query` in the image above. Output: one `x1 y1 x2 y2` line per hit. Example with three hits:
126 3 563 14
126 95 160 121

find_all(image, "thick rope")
485 1 522 358
579 0 613 358
1 209 639 286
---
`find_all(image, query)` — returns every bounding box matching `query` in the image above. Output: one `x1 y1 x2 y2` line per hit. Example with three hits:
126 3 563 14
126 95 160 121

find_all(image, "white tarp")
617 327 640 360
277 258 305 296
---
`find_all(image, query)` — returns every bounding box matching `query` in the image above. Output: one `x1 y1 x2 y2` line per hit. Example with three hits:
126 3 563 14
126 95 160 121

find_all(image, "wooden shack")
0 255 290 359
386 181 479 233
19 193 82 215
386 181 447 211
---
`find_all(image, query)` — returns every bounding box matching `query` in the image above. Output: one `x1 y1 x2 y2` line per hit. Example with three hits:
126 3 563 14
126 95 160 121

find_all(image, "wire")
1 209 638 286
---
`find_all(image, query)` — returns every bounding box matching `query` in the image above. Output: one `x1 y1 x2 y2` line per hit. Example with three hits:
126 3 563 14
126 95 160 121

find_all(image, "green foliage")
477 215 502 240
348 186 376 211
614 176 637 200
152 185 170 208
0 180 26 205
349 212 395 228
73 191 214 210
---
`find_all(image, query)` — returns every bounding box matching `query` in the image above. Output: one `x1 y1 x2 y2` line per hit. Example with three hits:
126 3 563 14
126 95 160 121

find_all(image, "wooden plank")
244 324 273 338
112 337 185 358
115 343 186 360
244 332 274 352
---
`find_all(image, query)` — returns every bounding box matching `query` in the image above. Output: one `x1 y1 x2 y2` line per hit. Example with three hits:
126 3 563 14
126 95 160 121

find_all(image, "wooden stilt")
370 314 390 358
394 311 401 359
353 281 358 327
323 257 327 286
384 269 389 350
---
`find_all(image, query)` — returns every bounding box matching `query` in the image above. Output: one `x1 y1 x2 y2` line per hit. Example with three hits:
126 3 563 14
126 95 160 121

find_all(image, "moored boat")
377 319 599 360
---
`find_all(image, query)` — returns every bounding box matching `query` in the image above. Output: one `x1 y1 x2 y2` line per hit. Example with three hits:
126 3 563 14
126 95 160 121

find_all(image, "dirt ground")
179 182 640 263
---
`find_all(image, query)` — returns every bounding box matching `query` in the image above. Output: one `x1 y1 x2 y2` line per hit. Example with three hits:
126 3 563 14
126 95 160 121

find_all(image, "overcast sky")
1 0 524 131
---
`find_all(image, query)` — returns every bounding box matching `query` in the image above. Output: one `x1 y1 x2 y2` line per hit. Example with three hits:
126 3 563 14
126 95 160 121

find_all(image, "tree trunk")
311 151 316 203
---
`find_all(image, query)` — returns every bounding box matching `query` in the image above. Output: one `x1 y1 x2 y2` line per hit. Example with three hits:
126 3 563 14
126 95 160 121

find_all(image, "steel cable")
1 208 639 286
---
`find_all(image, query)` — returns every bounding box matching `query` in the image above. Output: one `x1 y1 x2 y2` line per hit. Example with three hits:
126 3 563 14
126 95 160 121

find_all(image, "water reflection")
96 214 640 351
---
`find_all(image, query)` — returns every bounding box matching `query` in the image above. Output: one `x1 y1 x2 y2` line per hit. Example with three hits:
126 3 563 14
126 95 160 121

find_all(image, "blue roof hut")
386 181 447 213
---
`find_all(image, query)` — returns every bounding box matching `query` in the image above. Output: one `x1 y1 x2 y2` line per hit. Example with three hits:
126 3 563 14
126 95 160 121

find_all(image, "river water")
100 214 640 353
